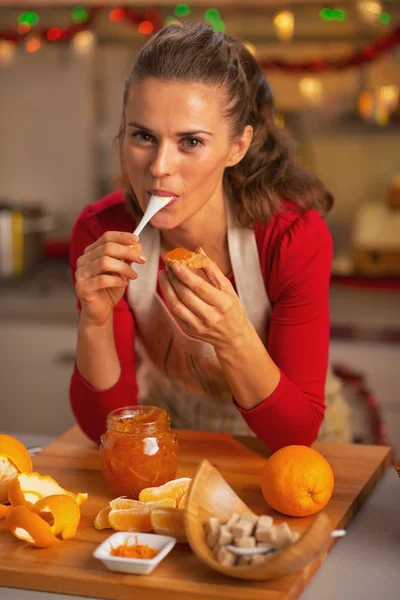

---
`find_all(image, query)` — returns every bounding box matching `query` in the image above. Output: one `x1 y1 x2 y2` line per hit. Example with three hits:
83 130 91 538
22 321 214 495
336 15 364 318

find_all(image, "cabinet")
0 321 77 436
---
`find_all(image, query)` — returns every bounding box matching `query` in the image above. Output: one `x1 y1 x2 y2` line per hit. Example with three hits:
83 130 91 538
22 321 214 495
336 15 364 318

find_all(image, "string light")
357 1 382 23
25 36 41 53
204 8 225 32
379 85 399 113
204 9 220 21
164 17 181 26
138 21 154 35
379 12 391 25
18 12 39 27
0 40 15 65
17 23 31 35
47 28 62 42
71 6 89 24
72 30 95 55
359 90 374 119
319 8 346 22
174 4 191 18
299 77 323 104
273 11 295 42
109 8 126 22
212 20 225 32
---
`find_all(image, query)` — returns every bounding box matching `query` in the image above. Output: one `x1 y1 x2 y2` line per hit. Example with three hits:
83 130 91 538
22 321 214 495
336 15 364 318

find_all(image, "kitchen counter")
0 431 397 600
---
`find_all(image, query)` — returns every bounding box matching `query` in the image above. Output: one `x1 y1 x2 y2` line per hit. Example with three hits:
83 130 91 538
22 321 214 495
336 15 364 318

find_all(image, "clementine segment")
108 503 152 532
0 434 33 503
94 506 112 530
138 477 191 505
261 445 335 517
150 506 187 542
177 490 188 508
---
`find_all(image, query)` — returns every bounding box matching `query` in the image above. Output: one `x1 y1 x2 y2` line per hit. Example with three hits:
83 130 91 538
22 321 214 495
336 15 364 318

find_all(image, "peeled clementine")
261 445 335 517
0 434 33 503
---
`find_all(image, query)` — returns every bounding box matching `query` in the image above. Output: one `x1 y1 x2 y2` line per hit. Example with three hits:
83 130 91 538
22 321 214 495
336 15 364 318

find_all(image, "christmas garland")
0 6 398 74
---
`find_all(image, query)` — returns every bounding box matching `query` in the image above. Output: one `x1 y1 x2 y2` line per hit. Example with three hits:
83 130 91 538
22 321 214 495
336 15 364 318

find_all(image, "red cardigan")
69 191 333 451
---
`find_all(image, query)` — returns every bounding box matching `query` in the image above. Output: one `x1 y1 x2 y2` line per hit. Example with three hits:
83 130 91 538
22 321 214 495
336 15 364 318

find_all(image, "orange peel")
8 472 88 508
0 434 33 503
5 505 58 548
34 494 81 540
0 504 11 519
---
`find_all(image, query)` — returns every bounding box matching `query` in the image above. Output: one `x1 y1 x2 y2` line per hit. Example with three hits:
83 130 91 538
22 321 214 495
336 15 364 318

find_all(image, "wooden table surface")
0 426 391 600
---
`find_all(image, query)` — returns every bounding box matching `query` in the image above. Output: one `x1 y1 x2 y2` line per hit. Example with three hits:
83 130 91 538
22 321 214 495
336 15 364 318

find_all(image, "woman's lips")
147 191 178 209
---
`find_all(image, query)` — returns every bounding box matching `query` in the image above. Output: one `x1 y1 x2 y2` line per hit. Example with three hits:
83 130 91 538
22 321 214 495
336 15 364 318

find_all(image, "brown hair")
117 21 333 226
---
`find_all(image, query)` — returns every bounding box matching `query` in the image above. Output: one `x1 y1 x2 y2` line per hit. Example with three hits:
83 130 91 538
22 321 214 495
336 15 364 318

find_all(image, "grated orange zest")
110 535 158 559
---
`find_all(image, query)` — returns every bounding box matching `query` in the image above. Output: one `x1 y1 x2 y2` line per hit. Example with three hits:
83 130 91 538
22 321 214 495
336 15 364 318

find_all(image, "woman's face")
123 78 251 230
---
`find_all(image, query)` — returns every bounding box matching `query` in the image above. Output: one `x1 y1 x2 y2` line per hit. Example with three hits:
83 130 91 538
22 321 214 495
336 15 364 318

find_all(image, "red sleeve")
235 210 332 451
69 206 138 445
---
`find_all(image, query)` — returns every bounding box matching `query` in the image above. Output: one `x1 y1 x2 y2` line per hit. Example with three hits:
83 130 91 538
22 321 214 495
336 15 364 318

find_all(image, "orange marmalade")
100 406 179 499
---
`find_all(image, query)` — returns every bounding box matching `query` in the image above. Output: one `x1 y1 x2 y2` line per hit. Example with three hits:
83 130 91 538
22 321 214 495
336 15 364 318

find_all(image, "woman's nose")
149 143 176 178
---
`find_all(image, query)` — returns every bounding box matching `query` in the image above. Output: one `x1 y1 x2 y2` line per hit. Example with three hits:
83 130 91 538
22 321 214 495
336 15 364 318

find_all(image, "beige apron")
128 200 352 442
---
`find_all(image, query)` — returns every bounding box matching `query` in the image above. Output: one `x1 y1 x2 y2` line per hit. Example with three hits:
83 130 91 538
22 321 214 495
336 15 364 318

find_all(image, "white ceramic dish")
93 531 177 575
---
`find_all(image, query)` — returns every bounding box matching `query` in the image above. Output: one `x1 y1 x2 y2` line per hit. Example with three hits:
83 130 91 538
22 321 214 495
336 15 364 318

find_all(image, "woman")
69 22 352 450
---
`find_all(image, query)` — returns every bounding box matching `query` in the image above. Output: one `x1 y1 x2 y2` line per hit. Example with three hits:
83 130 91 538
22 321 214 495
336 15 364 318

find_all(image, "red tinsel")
333 364 393 457
260 24 400 72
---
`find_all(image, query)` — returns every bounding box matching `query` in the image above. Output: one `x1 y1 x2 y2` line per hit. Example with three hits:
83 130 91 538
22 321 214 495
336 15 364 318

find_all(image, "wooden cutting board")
0 426 391 600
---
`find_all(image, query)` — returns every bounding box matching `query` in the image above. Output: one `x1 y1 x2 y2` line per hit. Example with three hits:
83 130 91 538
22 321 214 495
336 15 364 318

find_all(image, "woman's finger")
166 267 221 324
159 270 203 332
76 274 128 298
84 231 139 255
168 262 227 311
78 241 145 268
196 246 233 291
76 256 138 282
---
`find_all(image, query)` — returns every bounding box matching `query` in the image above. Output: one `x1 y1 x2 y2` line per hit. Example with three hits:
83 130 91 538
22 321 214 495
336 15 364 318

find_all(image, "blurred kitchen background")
0 1 399 454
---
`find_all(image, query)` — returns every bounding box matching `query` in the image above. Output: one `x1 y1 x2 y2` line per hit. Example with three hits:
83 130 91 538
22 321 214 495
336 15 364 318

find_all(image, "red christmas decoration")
259 25 400 72
0 6 398 74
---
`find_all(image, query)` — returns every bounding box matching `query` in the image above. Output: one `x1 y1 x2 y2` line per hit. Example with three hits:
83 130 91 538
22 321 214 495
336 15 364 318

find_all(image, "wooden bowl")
184 459 333 581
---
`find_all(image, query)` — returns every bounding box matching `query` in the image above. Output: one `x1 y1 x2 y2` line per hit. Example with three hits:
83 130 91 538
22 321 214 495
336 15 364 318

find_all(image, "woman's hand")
159 249 251 350
75 231 146 327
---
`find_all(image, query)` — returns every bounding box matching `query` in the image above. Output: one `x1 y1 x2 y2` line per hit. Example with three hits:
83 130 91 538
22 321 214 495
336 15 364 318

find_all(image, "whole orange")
261 445 334 517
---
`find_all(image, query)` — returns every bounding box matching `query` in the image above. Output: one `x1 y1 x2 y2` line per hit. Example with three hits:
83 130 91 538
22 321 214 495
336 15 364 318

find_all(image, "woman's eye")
182 137 203 149
131 131 154 143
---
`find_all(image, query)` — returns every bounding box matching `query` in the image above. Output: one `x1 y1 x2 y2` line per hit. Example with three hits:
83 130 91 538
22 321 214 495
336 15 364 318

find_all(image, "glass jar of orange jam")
100 406 179 499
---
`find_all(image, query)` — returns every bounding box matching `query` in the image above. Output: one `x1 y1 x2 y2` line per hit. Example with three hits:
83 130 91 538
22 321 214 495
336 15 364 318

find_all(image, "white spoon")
227 529 346 557
133 194 175 237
